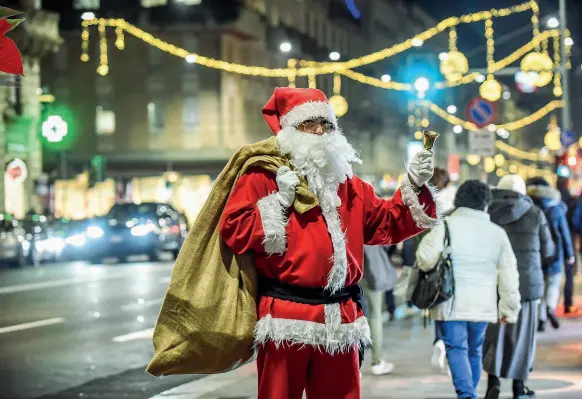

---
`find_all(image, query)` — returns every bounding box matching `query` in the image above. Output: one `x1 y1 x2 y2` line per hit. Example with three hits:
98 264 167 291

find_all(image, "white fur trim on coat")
280 101 338 129
400 174 441 229
254 314 371 354
257 193 287 255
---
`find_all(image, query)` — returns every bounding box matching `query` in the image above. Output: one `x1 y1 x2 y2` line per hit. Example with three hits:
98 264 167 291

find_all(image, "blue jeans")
436 321 488 399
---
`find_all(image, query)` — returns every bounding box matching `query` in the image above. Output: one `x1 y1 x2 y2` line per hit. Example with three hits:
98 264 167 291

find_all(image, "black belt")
258 276 363 306
258 276 365 368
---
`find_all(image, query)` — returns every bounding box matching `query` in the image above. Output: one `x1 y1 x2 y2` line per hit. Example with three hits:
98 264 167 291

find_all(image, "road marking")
0 266 173 295
121 298 163 311
0 317 65 334
112 327 154 343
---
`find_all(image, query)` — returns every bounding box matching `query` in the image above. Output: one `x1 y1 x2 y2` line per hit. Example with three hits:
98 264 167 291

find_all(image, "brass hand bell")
422 130 440 150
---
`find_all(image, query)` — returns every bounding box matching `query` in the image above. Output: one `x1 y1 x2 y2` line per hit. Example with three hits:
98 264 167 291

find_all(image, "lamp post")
559 0 571 134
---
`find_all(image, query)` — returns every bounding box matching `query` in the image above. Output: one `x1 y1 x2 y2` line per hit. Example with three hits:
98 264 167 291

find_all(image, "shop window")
182 97 199 129
74 0 100 9
148 101 165 134
141 0 167 7
96 106 115 135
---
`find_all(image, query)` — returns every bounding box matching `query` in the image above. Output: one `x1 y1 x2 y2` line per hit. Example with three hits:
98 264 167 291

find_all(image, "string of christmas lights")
81 2 536 78
429 100 564 132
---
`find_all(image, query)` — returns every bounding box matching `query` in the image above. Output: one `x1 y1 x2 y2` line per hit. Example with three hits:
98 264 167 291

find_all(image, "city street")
1 259 582 399
0 260 196 399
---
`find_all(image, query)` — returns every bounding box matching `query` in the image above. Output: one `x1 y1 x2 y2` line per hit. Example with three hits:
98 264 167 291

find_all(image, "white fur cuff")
280 101 338 129
254 314 371 355
400 174 441 229
257 193 287 255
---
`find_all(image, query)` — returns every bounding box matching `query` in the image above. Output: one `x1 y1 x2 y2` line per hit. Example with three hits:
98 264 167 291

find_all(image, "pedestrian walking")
416 180 521 399
527 177 575 331
362 244 397 375
483 175 555 399
427 168 457 372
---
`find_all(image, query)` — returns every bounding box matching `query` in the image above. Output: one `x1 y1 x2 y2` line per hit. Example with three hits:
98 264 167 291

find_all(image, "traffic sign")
469 129 496 157
561 129 576 148
466 97 498 128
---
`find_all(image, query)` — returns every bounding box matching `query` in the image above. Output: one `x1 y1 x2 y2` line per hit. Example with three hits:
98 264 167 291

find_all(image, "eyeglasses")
297 119 334 134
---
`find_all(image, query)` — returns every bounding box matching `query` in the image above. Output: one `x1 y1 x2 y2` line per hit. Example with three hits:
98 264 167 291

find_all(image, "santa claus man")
219 87 438 399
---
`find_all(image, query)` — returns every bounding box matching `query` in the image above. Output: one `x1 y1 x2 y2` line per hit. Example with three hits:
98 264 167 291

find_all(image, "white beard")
275 126 362 212
276 126 362 293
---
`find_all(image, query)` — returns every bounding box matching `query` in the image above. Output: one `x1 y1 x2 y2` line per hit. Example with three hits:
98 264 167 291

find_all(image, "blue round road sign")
466 97 498 128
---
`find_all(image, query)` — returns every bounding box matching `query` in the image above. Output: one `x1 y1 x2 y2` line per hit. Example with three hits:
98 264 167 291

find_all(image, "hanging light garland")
80 2 537 79
97 20 109 76
328 74 348 117
429 100 564 132
479 18 502 101
81 22 90 62
287 59 297 88
553 34 563 97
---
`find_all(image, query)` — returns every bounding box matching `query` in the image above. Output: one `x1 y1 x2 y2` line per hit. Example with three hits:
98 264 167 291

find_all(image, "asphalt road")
0 258 197 399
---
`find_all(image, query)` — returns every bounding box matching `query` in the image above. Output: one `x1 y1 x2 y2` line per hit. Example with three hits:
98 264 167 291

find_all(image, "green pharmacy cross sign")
42 115 68 143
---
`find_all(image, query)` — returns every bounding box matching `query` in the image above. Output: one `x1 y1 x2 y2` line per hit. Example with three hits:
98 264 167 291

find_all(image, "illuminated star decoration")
0 7 25 76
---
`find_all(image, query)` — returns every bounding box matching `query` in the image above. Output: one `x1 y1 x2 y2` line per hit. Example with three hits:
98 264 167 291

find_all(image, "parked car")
60 219 90 261
0 214 63 266
85 202 187 264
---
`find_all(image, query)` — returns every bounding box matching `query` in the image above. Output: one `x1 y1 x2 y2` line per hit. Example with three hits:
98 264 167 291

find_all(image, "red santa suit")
219 88 439 399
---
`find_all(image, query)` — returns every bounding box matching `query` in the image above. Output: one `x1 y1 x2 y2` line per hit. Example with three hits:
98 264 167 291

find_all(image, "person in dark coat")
483 175 555 399
526 177 575 331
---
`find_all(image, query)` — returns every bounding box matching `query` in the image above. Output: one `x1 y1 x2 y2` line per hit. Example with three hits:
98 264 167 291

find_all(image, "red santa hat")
261 87 337 134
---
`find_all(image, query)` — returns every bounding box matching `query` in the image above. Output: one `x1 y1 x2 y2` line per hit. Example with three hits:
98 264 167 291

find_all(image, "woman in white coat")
416 180 521 399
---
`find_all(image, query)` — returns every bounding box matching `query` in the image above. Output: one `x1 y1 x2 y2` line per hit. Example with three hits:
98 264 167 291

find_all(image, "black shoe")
547 307 560 329
514 386 536 399
514 380 536 399
537 321 546 332
485 385 501 399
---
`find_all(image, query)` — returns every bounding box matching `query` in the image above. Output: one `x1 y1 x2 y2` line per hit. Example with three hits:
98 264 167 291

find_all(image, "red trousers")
257 341 361 399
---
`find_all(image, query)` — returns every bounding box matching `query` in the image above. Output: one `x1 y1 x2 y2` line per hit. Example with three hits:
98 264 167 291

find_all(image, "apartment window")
182 97 199 129
147 101 165 134
74 0 100 9
148 44 162 66
141 0 167 7
96 106 115 135
54 44 68 71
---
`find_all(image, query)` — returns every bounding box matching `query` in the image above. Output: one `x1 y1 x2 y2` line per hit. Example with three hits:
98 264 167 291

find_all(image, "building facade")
42 0 448 219
0 0 61 218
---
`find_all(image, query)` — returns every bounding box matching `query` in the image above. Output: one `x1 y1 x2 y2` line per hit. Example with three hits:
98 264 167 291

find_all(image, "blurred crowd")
361 168 582 399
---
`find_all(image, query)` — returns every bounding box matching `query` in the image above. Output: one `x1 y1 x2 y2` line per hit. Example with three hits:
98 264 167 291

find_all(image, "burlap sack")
147 137 317 376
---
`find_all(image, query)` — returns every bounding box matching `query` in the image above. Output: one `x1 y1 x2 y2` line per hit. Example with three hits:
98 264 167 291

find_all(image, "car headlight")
87 226 104 238
65 234 86 247
130 224 155 237
49 237 65 252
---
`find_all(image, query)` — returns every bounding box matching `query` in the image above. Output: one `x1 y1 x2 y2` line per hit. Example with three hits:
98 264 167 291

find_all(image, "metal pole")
60 152 68 180
560 0 571 131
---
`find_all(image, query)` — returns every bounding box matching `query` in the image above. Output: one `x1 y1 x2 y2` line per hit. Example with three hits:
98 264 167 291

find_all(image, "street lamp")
81 12 95 21
414 77 429 93
453 125 462 134
412 38 423 47
279 42 292 53
565 37 574 46
547 16 559 28
447 105 457 114
475 74 486 83
329 51 340 61
381 74 391 82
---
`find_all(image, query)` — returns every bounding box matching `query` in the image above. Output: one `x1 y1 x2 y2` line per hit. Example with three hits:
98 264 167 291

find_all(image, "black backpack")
543 206 560 265
411 221 455 310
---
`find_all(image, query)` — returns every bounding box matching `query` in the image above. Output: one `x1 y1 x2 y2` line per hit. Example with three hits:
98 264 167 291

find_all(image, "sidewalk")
151 315 582 399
